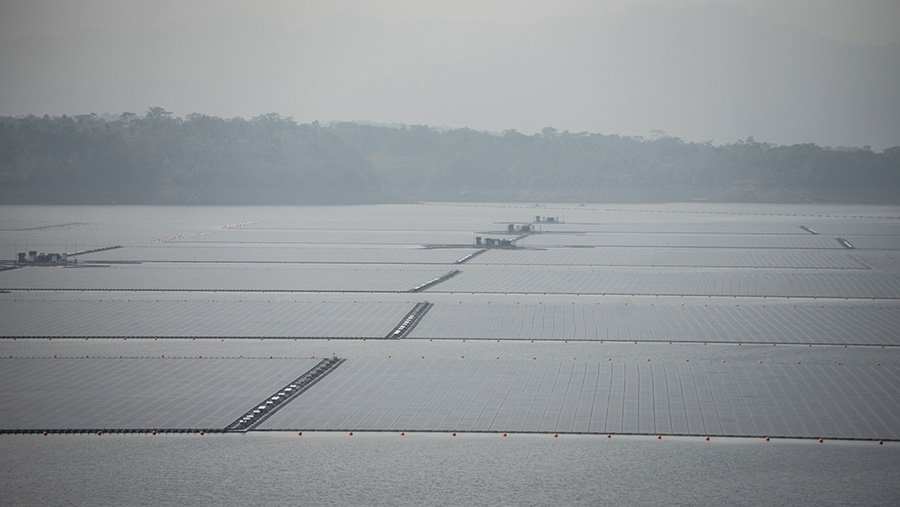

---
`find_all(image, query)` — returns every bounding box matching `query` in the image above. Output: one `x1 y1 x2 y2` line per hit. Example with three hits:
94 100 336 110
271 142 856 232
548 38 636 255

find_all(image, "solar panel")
0 357 320 430
258 358 900 439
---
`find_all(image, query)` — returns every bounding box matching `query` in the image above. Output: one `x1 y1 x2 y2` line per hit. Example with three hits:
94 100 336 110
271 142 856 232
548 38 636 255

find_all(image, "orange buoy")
297 431 302 436
502 433 507 437
657 435 661 439
349 432 353 436
152 430 157 435
554 433 558 438
606 434 611 438
400 432 405 436
96 431 102 436
199 431 204 436
818 438 823 443
705 436 709 441
43 431 48 436
879 440 883 445
452 432 456 436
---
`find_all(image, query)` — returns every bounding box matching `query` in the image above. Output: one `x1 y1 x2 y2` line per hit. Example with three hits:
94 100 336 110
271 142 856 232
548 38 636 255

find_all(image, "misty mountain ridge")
1 111 897 205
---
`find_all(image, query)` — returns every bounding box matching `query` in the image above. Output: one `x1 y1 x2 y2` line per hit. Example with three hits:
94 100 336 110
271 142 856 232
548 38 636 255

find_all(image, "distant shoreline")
3 113 898 206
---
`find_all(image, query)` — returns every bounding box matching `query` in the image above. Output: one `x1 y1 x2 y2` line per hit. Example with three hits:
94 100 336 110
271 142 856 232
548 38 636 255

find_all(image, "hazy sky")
2 0 899 45
1 0 898 148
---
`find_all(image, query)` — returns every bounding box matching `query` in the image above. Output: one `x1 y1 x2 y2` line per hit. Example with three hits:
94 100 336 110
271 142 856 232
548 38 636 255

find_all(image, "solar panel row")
410 301 900 344
431 266 900 298
0 358 321 430
0 299 413 338
258 358 900 440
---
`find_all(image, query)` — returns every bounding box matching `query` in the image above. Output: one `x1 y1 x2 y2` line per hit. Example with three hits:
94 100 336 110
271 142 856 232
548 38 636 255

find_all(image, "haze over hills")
1 111 897 205
1 2 898 151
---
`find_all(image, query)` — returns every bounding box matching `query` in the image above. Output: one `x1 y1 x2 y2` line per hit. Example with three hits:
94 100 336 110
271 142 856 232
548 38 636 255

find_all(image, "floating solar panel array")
0 298 415 338
408 300 900 345
535 223 809 234
838 237 900 250
800 222 900 237
473 248 867 269
0 358 320 430
430 266 900 298
76 246 478 264
0 264 456 292
524 233 843 249
168 228 476 246
2 203 900 443
258 358 900 440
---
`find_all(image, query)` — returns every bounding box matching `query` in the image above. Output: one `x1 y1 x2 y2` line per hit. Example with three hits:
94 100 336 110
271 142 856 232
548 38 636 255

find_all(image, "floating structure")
476 237 519 248
507 223 533 233
16 251 67 266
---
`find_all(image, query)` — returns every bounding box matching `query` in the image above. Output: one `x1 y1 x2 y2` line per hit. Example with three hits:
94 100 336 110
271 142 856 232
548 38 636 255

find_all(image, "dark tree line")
1 109 898 204
329 123 900 203
0 109 380 204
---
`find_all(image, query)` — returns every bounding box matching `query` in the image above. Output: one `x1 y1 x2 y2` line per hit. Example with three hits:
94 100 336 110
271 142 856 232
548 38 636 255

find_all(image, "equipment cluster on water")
15 250 68 266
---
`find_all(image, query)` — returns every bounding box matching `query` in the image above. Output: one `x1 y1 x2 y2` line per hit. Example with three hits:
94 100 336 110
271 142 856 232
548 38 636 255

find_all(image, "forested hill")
2 110 898 204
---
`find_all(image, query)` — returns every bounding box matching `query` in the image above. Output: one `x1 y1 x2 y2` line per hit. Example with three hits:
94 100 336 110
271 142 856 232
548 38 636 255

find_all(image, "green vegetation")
1 109 898 204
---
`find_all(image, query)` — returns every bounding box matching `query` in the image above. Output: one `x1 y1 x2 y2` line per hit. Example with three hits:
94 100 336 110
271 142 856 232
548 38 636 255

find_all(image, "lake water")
1 432 898 507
